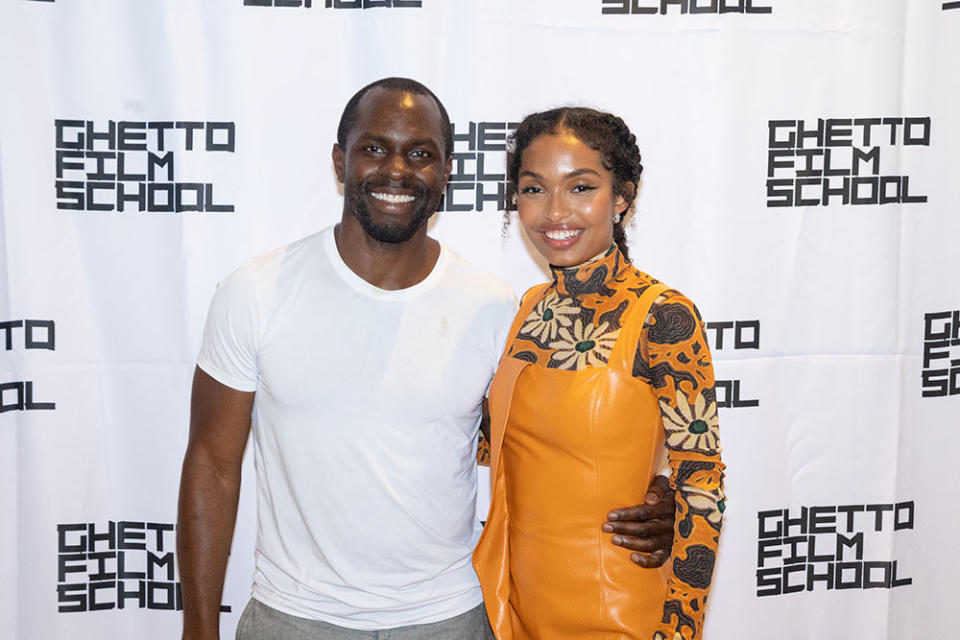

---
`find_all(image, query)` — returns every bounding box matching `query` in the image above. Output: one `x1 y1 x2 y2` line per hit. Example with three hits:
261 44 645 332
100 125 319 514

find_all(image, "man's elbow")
180 443 243 494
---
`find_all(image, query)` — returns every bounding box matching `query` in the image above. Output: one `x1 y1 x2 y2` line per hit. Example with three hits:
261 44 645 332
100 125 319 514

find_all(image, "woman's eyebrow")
519 168 601 179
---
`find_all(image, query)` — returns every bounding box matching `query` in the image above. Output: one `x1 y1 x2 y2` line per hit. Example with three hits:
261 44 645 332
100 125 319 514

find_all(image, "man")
177 77 675 640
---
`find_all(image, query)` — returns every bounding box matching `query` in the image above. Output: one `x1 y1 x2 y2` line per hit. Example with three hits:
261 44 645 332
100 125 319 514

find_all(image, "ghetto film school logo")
602 0 771 15
438 121 518 213
1 320 55 414
922 310 960 397
756 502 913 596
55 120 235 213
707 320 760 408
766 118 929 207
57 521 231 613
243 0 421 8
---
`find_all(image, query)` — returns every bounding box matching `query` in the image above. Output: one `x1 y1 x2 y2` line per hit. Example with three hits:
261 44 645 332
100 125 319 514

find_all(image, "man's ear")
441 155 452 190
332 143 345 183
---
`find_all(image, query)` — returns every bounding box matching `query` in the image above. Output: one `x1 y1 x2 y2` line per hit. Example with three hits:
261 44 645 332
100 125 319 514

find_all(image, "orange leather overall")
474 283 669 640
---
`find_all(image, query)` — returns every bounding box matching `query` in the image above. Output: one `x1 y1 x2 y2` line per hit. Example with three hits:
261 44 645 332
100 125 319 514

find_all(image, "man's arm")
178 367 255 640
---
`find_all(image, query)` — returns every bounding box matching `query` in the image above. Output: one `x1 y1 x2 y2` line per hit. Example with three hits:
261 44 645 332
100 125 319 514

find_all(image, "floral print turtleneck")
500 245 726 640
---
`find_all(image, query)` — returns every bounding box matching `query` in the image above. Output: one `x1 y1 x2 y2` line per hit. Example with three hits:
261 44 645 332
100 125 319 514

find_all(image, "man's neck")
333 217 441 291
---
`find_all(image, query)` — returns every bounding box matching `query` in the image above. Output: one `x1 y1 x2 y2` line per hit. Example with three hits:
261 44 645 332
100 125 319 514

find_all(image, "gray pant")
235 598 495 640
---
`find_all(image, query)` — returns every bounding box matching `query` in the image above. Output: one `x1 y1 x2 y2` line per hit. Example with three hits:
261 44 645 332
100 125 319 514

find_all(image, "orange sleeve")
635 292 726 640
477 430 491 466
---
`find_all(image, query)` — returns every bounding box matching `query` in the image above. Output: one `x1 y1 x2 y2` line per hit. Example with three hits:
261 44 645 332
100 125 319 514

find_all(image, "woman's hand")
602 475 676 568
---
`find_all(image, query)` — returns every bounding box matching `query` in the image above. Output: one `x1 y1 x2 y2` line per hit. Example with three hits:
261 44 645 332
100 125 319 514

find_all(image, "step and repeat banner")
1 1 958 638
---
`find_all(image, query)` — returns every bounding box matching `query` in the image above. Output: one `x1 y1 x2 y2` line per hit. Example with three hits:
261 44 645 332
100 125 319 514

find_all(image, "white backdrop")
2 1 959 638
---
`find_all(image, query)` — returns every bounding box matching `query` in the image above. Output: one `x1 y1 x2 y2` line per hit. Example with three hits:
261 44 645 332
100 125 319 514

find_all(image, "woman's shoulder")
517 282 553 308
619 265 693 311
619 266 706 354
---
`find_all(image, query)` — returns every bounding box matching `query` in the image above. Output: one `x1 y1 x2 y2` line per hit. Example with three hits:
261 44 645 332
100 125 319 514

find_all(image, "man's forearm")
177 448 243 640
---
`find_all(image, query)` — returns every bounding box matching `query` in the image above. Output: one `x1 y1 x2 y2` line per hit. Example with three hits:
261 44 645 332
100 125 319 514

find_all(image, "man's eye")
364 145 385 154
410 149 430 159
520 185 543 194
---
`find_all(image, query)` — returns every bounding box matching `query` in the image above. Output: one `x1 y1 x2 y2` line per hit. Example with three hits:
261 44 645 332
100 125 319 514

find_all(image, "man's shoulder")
439 244 516 306
221 228 328 291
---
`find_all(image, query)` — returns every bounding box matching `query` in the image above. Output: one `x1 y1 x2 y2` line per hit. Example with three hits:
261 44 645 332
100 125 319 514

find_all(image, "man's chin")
364 223 419 244
357 212 430 244
352 203 435 244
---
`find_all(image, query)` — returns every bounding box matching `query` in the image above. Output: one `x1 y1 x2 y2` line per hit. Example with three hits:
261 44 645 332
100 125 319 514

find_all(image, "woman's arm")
634 292 726 640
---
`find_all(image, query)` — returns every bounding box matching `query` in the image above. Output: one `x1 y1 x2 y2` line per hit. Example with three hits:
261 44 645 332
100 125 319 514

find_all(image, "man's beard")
345 177 441 244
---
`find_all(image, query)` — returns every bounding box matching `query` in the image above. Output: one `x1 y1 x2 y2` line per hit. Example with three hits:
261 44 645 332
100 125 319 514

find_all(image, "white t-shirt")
197 226 517 629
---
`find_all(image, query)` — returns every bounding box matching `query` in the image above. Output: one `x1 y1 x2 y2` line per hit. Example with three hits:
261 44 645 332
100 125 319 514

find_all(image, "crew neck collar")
323 226 448 300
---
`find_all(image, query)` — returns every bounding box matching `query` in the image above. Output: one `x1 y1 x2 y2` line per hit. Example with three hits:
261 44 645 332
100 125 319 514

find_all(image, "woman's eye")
519 185 543 194
572 184 597 193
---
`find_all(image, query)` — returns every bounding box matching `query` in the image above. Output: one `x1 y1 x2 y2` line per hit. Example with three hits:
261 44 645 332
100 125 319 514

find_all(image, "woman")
473 108 726 640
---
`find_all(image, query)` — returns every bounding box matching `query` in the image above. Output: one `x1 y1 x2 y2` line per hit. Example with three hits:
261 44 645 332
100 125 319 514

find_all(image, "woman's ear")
616 181 636 215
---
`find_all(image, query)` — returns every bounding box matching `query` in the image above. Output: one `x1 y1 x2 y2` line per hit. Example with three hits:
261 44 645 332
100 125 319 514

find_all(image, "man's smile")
370 190 417 204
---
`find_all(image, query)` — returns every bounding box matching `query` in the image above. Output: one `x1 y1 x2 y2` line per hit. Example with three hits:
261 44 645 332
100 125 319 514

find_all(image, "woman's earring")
613 212 622 224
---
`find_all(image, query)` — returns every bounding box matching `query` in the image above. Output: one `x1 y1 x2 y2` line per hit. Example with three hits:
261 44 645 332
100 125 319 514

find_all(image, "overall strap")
487 356 529 481
486 283 547 480
610 282 670 373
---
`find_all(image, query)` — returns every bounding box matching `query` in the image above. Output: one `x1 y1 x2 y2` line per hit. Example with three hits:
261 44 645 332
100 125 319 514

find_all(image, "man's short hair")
336 77 453 159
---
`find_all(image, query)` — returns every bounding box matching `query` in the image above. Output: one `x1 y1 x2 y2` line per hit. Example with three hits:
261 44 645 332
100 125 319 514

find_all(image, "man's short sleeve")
484 288 519 398
492 291 519 359
196 266 260 392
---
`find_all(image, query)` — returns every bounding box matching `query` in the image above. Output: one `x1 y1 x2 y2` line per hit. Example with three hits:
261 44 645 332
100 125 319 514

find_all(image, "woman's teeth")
544 229 583 240
371 192 416 204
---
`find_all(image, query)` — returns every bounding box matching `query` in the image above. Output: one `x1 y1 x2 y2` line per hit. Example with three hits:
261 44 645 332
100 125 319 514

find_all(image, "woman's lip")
541 228 584 249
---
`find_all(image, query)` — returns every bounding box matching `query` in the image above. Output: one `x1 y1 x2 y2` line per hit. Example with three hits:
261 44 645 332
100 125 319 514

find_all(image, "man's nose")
384 152 412 179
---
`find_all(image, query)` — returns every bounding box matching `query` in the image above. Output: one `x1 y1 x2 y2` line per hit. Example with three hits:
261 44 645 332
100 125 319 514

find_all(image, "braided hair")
505 107 643 262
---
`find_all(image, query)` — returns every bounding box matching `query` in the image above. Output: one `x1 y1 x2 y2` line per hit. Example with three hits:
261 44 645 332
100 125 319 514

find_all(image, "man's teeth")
371 192 416 204
545 229 582 241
